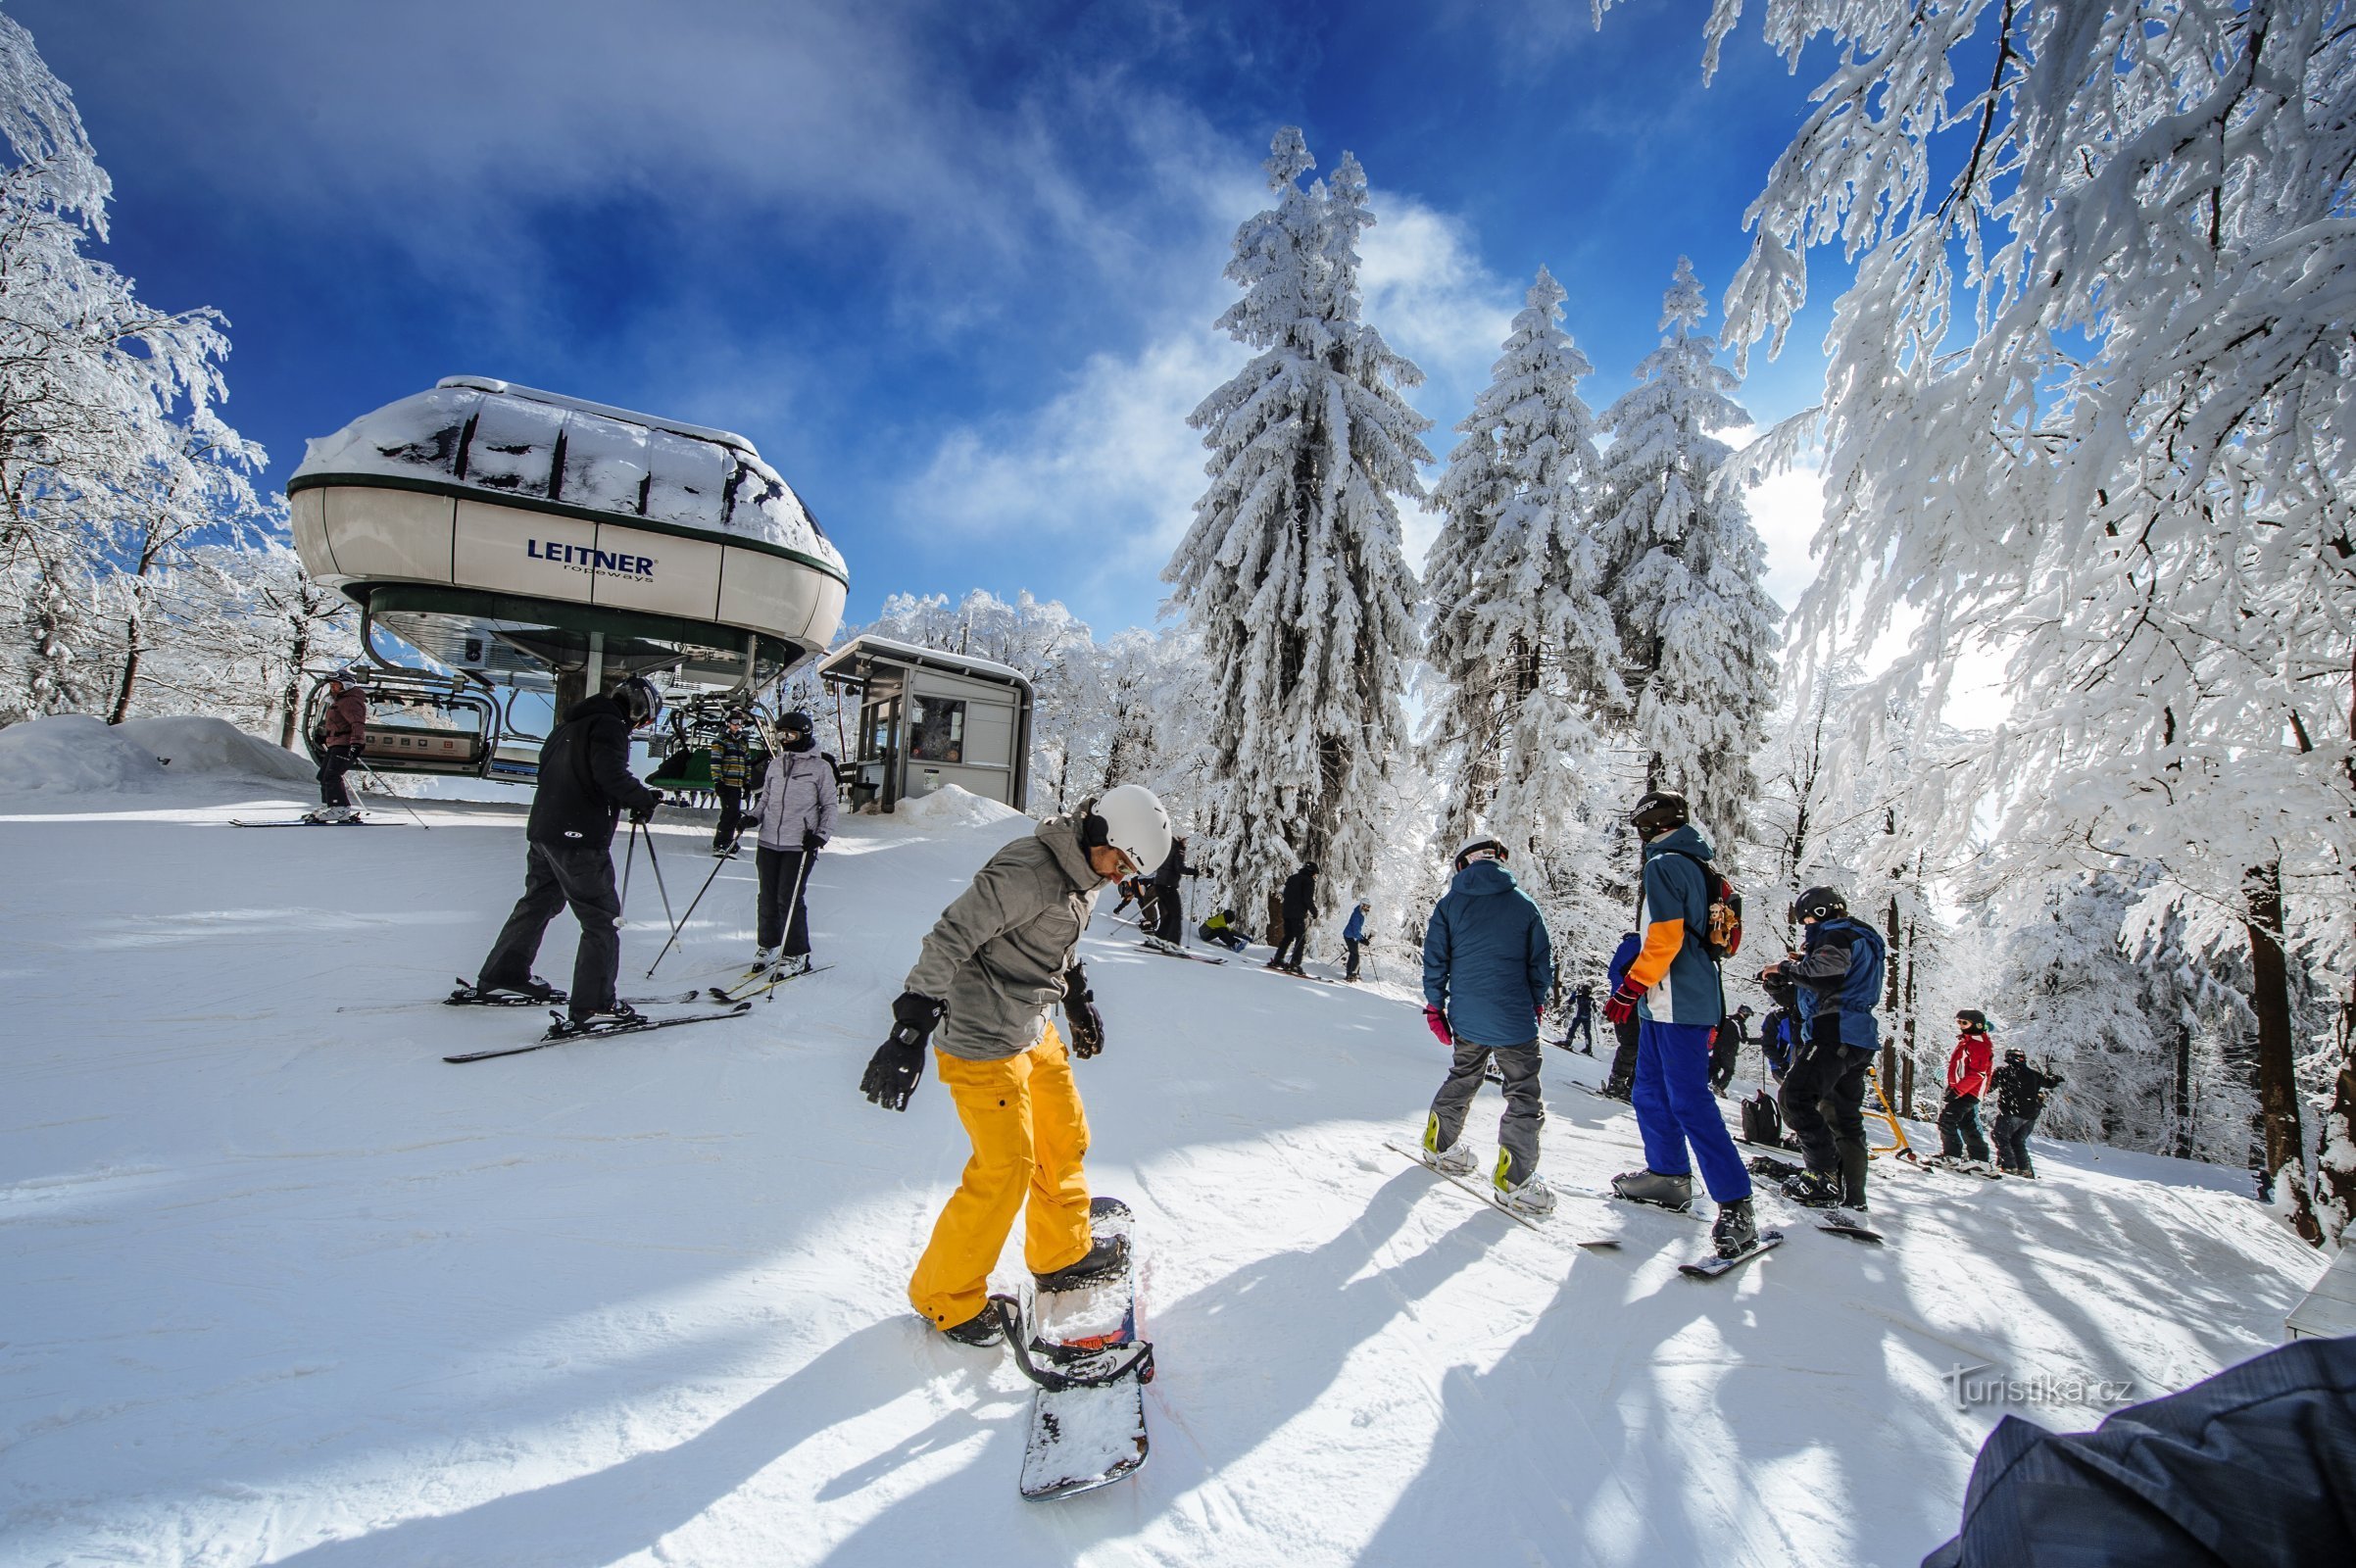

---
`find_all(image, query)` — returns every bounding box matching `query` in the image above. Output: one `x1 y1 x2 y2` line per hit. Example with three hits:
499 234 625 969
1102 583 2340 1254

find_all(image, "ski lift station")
818 637 1034 813
287 377 848 782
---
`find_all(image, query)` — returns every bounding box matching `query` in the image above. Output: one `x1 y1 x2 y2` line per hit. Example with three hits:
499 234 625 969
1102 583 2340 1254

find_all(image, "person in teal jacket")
1416 834 1555 1215
1603 790 1757 1260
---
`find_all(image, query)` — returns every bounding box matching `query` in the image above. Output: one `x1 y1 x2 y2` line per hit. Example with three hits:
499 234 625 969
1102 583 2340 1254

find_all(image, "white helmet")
1089 784 1173 878
1453 834 1507 870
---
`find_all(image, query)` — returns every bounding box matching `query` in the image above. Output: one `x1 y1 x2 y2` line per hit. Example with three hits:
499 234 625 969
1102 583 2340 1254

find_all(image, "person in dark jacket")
1989 1048 2064 1176
709 710 754 854
1148 836 1198 945
1558 981 1595 1054
1599 933 1643 1096
1268 861 1316 973
474 676 664 1024
1342 899 1372 980
1763 885 1887 1211
750 710 836 979
308 667 369 823
1417 835 1555 1214
1934 1008 1996 1168
1604 790 1757 1259
1709 1004 1753 1095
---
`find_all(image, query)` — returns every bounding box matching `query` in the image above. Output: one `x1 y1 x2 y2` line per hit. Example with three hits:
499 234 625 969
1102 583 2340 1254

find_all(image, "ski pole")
352 753 431 830
647 845 732 977
641 818 678 935
620 820 639 914
767 847 819 1002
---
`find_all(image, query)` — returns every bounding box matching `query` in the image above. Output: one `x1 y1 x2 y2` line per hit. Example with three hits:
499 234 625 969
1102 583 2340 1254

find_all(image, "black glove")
629 793 663 825
1063 963 1104 1058
861 992 945 1111
802 828 824 853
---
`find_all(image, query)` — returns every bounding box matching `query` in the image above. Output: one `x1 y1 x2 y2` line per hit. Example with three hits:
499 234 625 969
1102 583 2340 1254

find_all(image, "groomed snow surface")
0 753 2328 1566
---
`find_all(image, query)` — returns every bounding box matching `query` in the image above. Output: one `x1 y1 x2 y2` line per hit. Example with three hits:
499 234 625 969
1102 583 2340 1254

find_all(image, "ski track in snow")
0 788 2330 1566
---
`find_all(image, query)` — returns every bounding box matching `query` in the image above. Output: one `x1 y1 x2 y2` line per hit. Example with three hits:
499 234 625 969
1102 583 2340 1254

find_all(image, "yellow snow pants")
908 1020 1094 1330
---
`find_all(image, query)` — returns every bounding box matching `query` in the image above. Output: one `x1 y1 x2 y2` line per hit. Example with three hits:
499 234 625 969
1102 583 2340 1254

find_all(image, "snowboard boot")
1780 1167 1847 1207
938 1305 1005 1348
1422 1139 1477 1177
1496 1169 1556 1217
1611 1168 1694 1211
1711 1198 1759 1259
1746 1152 1806 1181
1034 1232 1130 1293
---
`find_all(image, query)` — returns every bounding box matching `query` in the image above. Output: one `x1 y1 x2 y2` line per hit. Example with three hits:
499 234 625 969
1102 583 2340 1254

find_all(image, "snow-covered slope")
0 777 2326 1566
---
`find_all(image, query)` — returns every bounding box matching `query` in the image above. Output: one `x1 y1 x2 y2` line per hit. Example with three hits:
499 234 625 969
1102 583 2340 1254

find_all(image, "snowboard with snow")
441 1001 752 1062
1385 1141 1621 1248
1679 1229 1785 1279
1012 1196 1152 1501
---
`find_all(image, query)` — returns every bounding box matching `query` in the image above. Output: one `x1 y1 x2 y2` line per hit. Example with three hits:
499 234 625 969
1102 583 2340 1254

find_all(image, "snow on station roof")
291 376 845 579
816 635 1034 693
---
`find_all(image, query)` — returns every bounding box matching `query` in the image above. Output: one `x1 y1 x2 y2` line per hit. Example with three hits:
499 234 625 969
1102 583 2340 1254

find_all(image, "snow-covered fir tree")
1999 874 2168 1152
1423 265 1625 977
1164 128 1428 931
1592 259 1779 854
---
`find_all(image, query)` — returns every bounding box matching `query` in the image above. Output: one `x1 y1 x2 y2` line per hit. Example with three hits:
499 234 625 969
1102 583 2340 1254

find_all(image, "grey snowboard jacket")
903 813 1104 1061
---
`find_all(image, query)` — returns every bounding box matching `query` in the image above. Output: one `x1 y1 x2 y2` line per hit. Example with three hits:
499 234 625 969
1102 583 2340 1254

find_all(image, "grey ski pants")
1428 1037 1544 1186
478 840 623 1017
1992 1111 2040 1174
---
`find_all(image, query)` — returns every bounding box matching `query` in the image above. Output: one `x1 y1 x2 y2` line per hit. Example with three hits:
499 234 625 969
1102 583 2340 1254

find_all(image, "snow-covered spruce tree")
1423 265 1626 978
1592 259 1780 854
1164 128 1428 934
1998 874 2166 1151
0 11 261 722
1643 0 2356 1242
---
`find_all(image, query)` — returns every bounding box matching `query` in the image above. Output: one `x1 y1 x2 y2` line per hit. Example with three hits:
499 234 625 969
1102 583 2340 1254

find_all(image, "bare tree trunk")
2317 1053 2356 1246
2245 859 2322 1245
278 612 313 751
107 581 147 725
1900 916 1919 1118
1880 895 1901 1119
2171 1012 2195 1161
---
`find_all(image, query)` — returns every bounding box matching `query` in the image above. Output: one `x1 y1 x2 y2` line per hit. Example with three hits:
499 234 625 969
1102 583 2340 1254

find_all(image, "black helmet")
724 707 749 725
1629 790 1690 837
1957 1008 1989 1031
1792 886 1848 922
2004 1047 2025 1063
778 710 813 736
611 675 660 726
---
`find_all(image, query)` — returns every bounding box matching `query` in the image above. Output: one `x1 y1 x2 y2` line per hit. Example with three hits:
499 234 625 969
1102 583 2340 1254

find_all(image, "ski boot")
773 953 813 980
1599 1076 1634 1102
1711 1198 1759 1259
938 1305 1006 1348
1611 1168 1694 1212
1780 1167 1847 1207
1496 1169 1556 1218
1922 1153 1962 1170
743 947 776 980
559 1002 646 1036
470 975 561 1004
1034 1232 1130 1292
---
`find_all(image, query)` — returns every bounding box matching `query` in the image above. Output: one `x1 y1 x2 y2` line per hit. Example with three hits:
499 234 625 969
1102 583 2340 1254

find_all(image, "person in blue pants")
1601 789 1756 1259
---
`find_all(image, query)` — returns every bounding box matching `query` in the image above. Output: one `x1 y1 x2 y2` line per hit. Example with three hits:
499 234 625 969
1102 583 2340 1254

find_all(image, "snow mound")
0 714 169 794
114 716 314 783
896 782 1026 829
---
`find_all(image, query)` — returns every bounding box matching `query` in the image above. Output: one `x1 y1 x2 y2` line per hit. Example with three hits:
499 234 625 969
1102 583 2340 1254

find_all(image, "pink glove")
1603 980 1644 1026
1424 1005 1452 1045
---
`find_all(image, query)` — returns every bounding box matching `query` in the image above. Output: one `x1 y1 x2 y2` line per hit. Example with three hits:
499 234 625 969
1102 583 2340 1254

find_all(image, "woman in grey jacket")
751 710 837 978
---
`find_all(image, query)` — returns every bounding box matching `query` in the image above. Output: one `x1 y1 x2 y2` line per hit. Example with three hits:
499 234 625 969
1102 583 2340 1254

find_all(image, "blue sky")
18 0 1838 636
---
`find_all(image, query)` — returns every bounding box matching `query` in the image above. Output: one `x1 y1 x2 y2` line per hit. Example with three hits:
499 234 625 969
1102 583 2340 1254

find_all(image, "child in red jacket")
1933 1008 1995 1168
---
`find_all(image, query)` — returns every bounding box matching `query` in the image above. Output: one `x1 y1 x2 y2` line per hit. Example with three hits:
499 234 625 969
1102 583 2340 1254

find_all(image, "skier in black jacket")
1268 860 1317 973
1148 836 1199 945
1989 1048 2064 1176
473 676 665 1026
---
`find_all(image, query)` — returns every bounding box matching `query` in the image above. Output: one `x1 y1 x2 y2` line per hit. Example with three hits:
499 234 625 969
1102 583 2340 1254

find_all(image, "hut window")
908 698 965 764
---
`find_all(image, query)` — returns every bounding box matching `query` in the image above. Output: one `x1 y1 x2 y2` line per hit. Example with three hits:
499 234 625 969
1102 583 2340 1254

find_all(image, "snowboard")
1816 1211 1885 1245
1679 1229 1786 1279
1385 1141 1621 1248
1012 1196 1152 1501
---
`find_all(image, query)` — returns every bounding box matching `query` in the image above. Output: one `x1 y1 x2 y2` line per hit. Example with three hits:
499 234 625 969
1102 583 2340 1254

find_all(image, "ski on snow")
1385 1141 1621 1248
229 817 387 828
1138 937 1226 965
442 1002 753 1062
997 1195 1152 1500
709 963 835 1004
337 981 701 1014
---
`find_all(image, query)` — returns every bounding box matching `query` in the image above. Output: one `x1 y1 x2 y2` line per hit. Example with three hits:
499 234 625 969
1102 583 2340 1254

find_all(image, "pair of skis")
229 816 384 828
442 1000 753 1062
1138 936 1224 965
708 960 835 1005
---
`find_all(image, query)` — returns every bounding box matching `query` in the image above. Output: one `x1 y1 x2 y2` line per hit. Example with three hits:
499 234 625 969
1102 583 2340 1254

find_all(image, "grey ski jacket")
903 813 1105 1061
755 746 838 852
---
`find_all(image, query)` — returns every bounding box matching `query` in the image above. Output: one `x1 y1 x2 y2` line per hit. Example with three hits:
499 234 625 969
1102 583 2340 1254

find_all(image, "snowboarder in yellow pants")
859 784 1174 1346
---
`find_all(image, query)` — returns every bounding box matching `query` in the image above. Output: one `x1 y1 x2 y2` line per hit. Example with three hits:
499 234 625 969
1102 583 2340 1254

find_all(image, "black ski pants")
478 840 623 1018
1272 916 1308 971
1344 936 1364 980
1780 1015 1873 1205
756 845 815 956
1151 885 1184 944
1562 1009 1594 1054
318 745 360 808
1604 1017 1641 1091
712 786 744 851
1939 1092 1991 1161
1992 1110 2041 1174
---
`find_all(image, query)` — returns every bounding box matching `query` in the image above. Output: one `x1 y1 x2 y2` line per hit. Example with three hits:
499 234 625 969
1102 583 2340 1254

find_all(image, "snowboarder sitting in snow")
1268 860 1317 973
308 666 369 824
859 784 1173 1348
472 675 664 1027
749 710 835 981
1989 1047 2063 1177
1604 791 1759 1259
1417 834 1555 1215
1199 907 1252 952
1932 1008 1995 1170
1763 886 1887 1211
1599 933 1643 1097
1342 898 1373 981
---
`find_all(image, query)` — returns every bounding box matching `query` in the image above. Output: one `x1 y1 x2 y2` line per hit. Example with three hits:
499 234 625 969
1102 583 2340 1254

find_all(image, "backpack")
1658 850 1744 961
1741 1089 1784 1147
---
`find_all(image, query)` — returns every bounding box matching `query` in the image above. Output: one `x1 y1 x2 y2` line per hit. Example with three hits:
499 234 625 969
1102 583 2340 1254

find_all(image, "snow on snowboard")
1000 1195 1153 1501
